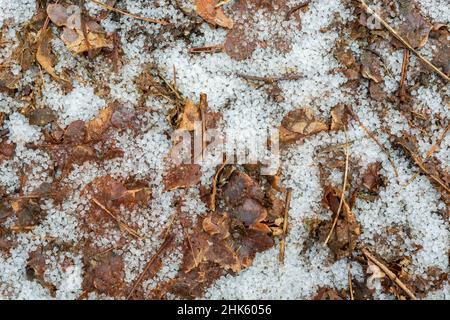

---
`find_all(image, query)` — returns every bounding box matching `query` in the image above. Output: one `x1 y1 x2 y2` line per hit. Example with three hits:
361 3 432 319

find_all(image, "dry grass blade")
359 0 450 82
348 263 354 300
91 197 143 239
279 188 292 264
90 0 170 25
361 247 417 300
399 49 410 102
324 127 349 245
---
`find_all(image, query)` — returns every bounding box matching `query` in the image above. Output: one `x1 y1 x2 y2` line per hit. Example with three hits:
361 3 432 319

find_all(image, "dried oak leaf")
361 51 383 83
279 107 328 144
47 4 71 27
86 175 151 209
398 8 431 49
177 99 200 131
195 0 234 29
362 162 383 193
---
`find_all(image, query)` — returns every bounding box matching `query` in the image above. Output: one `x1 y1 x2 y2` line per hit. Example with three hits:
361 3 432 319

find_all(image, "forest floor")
0 0 448 299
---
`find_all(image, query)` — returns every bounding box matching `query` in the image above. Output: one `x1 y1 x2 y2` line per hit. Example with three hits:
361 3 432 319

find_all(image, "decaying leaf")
25 107 57 126
330 104 350 131
362 162 383 193
195 0 234 29
163 164 202 191
85 105 115 142
82 247 126 297
361 51 383 83
366 260 386 290
36 28 61 81
11 198 46 231
313 287 344 300
279 107 328 144
429 25 450 75
223 0 301 61
160 170 283 298
398 8 432 49
177 99 200 131
322 186 361 260
47 3 111 54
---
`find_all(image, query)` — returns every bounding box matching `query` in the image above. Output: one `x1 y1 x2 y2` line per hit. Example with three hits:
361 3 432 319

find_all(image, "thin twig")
285 1 311 20
199 93 208 160
358 0 450 82
215 0 232 8
92 197 143 239
237 72 302 84
348 107 399 178
90 0 170 25
398 49 410 102
398 142 450 193
361 247 417 300
126 234 174 299
279 188 292 264
188 45 224 54
348 263 354 300
324 127 349 245
404 124 450 187
210 159 228 211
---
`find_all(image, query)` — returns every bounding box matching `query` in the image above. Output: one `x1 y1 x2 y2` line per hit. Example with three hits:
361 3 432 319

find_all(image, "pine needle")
361 247 417 300
90 0 170 25
358 0 450 82
324 126 350 245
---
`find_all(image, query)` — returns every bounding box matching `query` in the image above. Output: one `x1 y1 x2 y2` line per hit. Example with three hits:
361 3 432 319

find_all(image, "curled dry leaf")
177 99 200 132
398 8 431 49
36 28 61 81
47 3 111 54
195 0 234 29
360 51 383 83
366 260 386 290
279 107 328 144
362 162 383 193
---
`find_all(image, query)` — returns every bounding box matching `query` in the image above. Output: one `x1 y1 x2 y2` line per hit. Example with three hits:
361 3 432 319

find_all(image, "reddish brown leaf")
195 0 234 29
